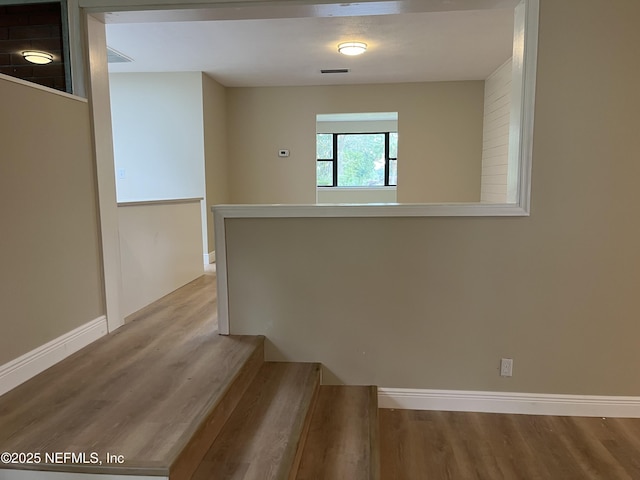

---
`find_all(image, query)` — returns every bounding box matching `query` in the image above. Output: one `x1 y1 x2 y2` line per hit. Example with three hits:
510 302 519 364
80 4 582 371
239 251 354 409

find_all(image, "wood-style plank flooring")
191 362 320 480
5 262 640 479
380 409 640 480
0 267 263 475
296 386 379 480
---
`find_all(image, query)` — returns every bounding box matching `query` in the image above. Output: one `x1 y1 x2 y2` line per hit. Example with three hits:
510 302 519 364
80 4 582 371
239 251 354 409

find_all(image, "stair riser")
295 385 380 480
170 341 264 480
287 377 321 480
191 362 321 480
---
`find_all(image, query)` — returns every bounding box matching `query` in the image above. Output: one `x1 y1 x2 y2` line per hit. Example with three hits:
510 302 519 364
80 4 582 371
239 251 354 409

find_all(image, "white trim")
213 203 528 219
0 316 108 397
117 197 203 207
214 208 229 335
86 14 124 333
514 0 538 212
378 388 640 418
0 73 88 103
79 0 524 17
67 0 88 98
204 250 215 264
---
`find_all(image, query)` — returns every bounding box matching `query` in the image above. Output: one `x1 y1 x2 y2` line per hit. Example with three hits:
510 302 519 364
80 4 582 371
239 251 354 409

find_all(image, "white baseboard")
378 388 640 418
203 250 216 264
0 316 108 397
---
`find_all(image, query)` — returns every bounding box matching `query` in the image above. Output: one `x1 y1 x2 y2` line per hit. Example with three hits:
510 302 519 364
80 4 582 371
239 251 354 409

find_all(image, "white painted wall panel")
109 72 205 203
482 174 508 185
481 58 512 203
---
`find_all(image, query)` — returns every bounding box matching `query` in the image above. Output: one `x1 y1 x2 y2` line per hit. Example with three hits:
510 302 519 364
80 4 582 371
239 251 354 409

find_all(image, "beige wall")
224 0 640 395
202 73 229 254
118 201 204 318
0 76 104 365
227 82 484 204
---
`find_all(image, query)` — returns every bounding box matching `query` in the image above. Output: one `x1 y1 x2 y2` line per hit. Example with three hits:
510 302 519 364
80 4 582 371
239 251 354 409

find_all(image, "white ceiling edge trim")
82 0 521 22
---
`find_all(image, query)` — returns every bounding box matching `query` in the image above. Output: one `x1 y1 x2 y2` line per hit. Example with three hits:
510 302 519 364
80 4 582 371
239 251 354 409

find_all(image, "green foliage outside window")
337 134 385 187
316 132 396 187
316 161 333 186
317 134 333 159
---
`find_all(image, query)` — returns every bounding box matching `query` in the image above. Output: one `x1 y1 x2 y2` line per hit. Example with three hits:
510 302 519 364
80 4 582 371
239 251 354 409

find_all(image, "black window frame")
316 132 398 188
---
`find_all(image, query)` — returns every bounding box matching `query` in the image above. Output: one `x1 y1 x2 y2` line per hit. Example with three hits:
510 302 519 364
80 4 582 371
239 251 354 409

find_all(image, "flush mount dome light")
22 51 53 65
338 42 367 56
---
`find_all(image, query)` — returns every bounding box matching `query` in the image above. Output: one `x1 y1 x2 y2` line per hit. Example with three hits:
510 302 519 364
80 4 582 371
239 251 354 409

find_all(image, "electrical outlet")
500 358 513 377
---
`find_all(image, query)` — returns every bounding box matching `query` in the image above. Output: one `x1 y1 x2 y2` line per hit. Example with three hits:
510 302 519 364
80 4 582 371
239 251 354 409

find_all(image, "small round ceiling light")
338 42 367 56
22 51 53 65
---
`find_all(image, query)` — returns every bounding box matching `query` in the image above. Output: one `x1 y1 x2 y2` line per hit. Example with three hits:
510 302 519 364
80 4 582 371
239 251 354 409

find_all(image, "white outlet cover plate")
500 358 513 377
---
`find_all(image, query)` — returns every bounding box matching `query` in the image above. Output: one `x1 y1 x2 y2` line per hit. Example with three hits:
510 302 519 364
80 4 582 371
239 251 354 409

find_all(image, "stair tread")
0 273 264 476
295 385 379 480
191 362 320 480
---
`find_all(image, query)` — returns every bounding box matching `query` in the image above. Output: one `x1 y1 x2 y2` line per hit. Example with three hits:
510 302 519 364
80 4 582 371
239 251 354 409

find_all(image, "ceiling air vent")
107 46 133 64
321 68 349 74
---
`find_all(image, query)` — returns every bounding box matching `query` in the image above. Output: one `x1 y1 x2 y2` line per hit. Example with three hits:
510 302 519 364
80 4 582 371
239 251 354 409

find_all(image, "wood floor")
380 409 640 480
0 268 264 476
0 266 377 479
191 362 320 480
3 264 640 479
296 386 379 480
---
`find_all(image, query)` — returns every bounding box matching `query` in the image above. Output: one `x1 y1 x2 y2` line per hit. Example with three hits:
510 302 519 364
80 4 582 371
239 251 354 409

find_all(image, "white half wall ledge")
378 388 640 418
212 203 530 219
0 316 108 397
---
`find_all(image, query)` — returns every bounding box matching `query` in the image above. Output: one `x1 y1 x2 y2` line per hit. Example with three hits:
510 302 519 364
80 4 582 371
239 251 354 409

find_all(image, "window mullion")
332 134 338 187
384 132 390 186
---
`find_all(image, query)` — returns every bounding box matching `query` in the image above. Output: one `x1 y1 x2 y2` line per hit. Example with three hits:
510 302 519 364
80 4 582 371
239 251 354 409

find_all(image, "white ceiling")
106 8 515 87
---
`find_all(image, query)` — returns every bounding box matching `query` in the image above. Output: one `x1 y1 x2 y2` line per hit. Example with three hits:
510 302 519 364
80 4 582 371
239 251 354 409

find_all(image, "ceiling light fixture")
338 42 367 56
22 51 53 65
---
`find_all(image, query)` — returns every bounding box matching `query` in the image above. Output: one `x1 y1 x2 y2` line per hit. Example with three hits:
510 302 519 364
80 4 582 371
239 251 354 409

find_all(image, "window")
316 132 398 187
0 1 71 93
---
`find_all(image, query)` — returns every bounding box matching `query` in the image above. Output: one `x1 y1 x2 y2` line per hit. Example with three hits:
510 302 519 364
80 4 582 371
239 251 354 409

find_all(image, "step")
295 385 380 480
0 275 265 479
191 362 321 480
169 336 265 480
